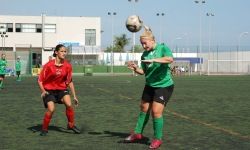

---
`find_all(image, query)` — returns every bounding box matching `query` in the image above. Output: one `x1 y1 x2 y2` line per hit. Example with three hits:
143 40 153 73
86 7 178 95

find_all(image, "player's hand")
41 91 49 98
127 61 138 71
73 97 79 107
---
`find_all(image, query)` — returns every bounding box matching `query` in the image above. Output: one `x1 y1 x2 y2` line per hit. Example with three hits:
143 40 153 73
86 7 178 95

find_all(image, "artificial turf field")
0 75 250 150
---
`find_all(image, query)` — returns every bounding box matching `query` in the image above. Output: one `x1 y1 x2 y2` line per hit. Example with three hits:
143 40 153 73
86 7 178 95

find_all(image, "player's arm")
38 80 48 98
66 64 79 106
127 61 144 75
68 81 79 106
141 56 173 64
37 67 48 98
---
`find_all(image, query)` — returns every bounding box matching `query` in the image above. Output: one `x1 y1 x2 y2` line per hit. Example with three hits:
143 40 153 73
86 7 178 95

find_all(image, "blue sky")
1 0 250 50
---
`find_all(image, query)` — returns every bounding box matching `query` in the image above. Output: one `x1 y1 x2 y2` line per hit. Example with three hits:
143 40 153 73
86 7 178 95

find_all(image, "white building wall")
0 15 101 48
1 15 101 65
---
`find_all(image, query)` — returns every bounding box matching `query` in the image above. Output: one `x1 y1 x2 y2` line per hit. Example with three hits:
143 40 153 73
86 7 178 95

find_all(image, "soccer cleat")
149 139 162 149
67 125 81 134
40 130 48 136
124 132 143 143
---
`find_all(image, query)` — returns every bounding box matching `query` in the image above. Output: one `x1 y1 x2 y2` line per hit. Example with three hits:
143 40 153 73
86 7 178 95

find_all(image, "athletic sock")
153 116 164 140
134 111 150 134
66 106 75 128
0 81 3 88
42 111 52 131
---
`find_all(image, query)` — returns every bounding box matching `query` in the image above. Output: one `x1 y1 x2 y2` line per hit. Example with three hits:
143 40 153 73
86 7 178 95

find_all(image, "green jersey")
141 43 174 88
0 59 7 75
15 61 21 71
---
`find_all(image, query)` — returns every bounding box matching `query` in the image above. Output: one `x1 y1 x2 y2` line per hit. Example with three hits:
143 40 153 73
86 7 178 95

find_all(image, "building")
0 14 101 71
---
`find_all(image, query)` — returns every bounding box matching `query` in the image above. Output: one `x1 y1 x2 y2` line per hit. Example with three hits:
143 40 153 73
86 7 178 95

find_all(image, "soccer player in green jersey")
15 56 21 81
0 54 7 89
124 28 174 149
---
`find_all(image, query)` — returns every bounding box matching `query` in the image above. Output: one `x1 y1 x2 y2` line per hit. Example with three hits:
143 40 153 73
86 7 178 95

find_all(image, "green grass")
0 75 250 150
72 65 131 73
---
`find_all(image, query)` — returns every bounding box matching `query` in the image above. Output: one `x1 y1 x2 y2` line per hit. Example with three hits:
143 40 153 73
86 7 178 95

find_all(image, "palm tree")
105 34 130 52
114 34 130 52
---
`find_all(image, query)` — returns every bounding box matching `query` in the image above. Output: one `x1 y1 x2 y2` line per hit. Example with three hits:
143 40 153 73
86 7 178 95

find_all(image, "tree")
105 34 130 52
131 45 144 53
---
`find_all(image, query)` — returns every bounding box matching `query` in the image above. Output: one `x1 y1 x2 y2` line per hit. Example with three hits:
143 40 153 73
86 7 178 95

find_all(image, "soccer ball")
125 15 143 33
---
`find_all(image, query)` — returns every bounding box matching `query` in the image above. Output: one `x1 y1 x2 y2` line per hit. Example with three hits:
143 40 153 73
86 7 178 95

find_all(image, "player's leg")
124 100 151 143
149 85 174 149
124 86 153 142
150 101 164 149
125 86 154 142
16 71 21 81
134 85 154 135
40 101 55 136
135 100 151 134
0 78 2 88
62 94 80 134
0 76 4 88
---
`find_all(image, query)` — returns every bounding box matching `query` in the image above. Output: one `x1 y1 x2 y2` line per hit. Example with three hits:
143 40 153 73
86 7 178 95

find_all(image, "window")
7 24 13 32
36 24 42 33
15 23 36 33
0 24 6 32
15 23 56 33
85 29 96 46
15 23 21 32
0 23 13 32
44 24 56 33
22 24 36 33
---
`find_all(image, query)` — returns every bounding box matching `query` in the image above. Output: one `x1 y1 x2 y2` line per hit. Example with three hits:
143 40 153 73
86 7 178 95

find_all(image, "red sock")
42 111 52 131
66 107 75 128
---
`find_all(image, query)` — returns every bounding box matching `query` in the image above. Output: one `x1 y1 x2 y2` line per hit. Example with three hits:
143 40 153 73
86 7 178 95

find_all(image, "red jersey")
38 59 72 90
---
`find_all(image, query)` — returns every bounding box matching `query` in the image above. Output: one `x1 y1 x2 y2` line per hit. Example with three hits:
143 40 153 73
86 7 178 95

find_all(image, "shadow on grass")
101 130 150 145
87 130 150 145
27 124 73 134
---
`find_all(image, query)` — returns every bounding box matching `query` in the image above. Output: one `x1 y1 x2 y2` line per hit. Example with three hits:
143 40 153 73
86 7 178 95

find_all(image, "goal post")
171 60 192 76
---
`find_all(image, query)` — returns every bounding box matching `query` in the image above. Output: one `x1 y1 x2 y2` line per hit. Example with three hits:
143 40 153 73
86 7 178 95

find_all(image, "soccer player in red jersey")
38 44 80 136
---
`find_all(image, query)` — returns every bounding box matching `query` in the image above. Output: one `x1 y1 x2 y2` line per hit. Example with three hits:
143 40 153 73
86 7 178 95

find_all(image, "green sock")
153 116 164 140
0 81 3 87
134 111 150 134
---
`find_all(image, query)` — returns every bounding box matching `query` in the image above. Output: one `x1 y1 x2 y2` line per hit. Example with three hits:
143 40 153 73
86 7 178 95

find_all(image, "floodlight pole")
156 13 165 44
206 12 214 61
1 33 4 52
108 12 117 74
128 0 139 76
41 13 45 52
195 0 205 75
0 31 8 52
0 26 4 51
3 33 8 51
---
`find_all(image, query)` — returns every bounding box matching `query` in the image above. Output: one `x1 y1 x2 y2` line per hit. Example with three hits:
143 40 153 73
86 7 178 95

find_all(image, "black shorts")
16 71 21 76
141 84 174 106
42 89 70 108
0 74 5 78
